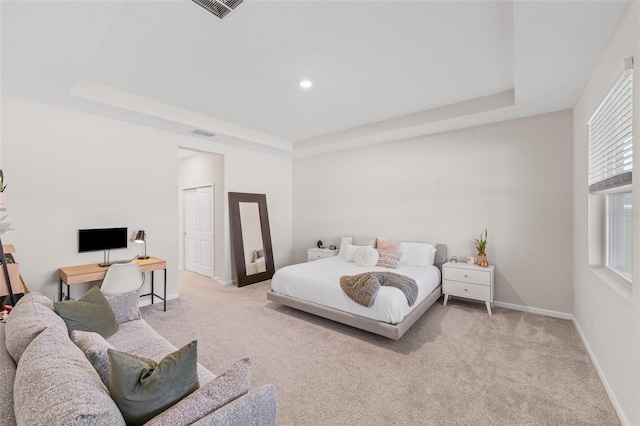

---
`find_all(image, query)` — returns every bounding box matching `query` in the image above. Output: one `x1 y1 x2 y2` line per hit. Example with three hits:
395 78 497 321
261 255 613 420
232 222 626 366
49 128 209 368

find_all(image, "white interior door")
183 186 214 277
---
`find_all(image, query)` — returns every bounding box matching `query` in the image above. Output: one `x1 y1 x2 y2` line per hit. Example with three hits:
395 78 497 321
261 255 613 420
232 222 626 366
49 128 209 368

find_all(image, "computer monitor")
78 228 128 253
78 228 128 266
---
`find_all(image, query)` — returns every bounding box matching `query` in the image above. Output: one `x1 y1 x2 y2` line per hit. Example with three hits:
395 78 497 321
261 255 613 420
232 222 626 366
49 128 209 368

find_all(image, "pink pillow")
376 249 402 269
376 238 401 251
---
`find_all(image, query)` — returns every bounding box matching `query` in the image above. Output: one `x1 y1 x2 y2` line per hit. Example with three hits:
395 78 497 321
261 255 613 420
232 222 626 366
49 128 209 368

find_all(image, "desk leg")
66 284 70 300
59 280 63 302
139 269 166 311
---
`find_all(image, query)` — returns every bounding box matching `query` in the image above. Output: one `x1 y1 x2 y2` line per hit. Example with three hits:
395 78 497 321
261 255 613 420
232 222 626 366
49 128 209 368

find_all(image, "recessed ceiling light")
299 80 313 89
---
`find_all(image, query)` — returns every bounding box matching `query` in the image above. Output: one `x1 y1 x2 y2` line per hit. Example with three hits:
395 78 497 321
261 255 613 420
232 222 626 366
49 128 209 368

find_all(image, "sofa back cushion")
14 326 125 425
4 292 67 363
0 324 16 426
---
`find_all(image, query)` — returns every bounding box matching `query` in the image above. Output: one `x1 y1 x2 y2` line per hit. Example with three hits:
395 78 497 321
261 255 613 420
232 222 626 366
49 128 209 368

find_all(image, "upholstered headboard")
434 243 448 271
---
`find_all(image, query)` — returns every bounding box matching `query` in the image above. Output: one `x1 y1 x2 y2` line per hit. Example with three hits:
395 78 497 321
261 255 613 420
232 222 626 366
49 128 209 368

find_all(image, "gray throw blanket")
340 272 418 307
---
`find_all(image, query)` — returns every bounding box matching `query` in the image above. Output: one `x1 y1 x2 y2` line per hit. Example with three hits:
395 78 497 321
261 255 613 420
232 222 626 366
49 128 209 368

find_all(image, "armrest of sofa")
192 385 277 426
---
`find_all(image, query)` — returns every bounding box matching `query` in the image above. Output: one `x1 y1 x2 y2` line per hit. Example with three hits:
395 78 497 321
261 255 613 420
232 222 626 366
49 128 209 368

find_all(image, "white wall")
0 95 293 299
572 2 640 424
293 111 574 314
177 152 224 278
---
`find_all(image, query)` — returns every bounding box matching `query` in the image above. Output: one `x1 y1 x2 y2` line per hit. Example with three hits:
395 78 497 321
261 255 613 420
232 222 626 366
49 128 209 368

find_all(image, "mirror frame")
228 192 275 287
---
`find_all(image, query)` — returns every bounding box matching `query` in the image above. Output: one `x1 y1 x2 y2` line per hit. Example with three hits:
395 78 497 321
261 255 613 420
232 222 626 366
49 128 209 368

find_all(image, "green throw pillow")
54 286 119 338
108 341 200 426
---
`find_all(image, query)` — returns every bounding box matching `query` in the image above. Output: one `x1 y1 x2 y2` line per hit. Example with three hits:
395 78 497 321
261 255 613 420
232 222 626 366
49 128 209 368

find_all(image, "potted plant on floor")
473 229 489 267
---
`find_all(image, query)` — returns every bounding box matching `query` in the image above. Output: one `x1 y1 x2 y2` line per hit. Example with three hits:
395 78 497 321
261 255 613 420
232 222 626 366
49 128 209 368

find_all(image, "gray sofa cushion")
5 292 67 363
144 358 252 426
14 326 125 426
107 318 180 357
71 330 114 387
108 319 216 384
191 385 278 426
105 290 141 324
0 324 16 426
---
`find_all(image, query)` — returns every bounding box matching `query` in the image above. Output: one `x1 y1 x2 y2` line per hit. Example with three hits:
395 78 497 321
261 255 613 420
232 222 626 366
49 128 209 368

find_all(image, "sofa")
0 291 277 425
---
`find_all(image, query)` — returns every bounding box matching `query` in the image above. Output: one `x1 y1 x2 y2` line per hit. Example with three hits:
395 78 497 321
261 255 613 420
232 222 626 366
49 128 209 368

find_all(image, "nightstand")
307 248 339 262
442 261 494 315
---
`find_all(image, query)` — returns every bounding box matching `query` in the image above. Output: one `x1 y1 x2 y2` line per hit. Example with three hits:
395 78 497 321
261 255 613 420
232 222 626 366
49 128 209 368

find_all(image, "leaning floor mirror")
228 192 275 287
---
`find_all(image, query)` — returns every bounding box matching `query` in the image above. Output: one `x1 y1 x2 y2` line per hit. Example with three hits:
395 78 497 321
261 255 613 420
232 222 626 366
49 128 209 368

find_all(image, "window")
588 64 633 286
606 191 632 282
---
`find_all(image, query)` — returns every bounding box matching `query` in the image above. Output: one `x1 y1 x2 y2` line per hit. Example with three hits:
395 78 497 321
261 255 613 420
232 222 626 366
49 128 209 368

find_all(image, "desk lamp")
134 230 149 259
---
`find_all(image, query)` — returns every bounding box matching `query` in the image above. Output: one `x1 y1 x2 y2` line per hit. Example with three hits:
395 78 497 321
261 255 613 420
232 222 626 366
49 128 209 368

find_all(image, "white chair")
100 262 143 295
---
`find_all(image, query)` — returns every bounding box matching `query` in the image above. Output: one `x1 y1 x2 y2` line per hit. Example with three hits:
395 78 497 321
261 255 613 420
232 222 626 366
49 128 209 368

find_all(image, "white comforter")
271 256 441 324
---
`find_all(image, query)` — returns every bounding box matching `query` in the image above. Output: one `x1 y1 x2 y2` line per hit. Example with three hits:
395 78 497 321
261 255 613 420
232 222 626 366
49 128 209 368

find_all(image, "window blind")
588 68 633 193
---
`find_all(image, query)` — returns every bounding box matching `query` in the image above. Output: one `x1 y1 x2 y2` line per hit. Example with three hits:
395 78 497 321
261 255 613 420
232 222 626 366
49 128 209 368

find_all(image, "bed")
267 242 447 340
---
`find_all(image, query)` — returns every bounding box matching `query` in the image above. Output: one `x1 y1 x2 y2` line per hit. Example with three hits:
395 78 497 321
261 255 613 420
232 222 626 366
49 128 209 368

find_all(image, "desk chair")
100 262 143 295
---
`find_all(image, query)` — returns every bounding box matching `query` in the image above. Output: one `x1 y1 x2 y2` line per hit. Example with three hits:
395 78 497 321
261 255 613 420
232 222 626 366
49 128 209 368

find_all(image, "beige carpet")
140 271 619 426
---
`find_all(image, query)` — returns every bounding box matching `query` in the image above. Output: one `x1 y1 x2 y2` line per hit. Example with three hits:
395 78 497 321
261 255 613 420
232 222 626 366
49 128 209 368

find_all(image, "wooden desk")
59 257 167 311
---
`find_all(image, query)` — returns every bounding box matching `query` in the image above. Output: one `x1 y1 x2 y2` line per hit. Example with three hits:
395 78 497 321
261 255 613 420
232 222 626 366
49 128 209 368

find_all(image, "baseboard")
493 301 573 320
138 292 179 307
219 279 236 286
572 318 629 426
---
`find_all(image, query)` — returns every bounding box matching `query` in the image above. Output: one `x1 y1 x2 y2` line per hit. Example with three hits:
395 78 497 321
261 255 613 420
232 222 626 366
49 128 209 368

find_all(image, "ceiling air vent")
190 129 216 138
191 0 243 19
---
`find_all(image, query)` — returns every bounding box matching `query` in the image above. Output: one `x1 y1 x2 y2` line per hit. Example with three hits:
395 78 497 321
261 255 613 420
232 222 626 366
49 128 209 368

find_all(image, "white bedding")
271 256 441 324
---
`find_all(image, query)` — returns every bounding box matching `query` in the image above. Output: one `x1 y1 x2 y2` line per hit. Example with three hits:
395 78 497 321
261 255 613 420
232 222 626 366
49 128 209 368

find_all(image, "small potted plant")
0 169 6 205
473 229 489 267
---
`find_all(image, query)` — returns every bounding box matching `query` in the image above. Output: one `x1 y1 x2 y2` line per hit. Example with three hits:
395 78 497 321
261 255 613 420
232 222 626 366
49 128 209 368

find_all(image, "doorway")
183 186 214 278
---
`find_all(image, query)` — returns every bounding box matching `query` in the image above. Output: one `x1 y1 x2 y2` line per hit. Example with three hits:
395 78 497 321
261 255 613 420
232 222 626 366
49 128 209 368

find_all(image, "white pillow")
398 242 437 267
354 247 379 267
344 244 371 261
337 237 353 257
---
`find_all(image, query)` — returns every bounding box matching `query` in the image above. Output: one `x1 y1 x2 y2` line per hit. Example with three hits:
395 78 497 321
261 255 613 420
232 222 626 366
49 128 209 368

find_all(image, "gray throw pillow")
104 291 141 324
109 341 200 426
54 286 119 338
144 358 251 426
70 330 115 387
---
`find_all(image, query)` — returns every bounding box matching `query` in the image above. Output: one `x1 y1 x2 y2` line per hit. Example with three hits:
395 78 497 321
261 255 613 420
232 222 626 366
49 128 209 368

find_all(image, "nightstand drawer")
444 267 491 286
443 280 491 301
308 252 326 261
307 249 338 262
